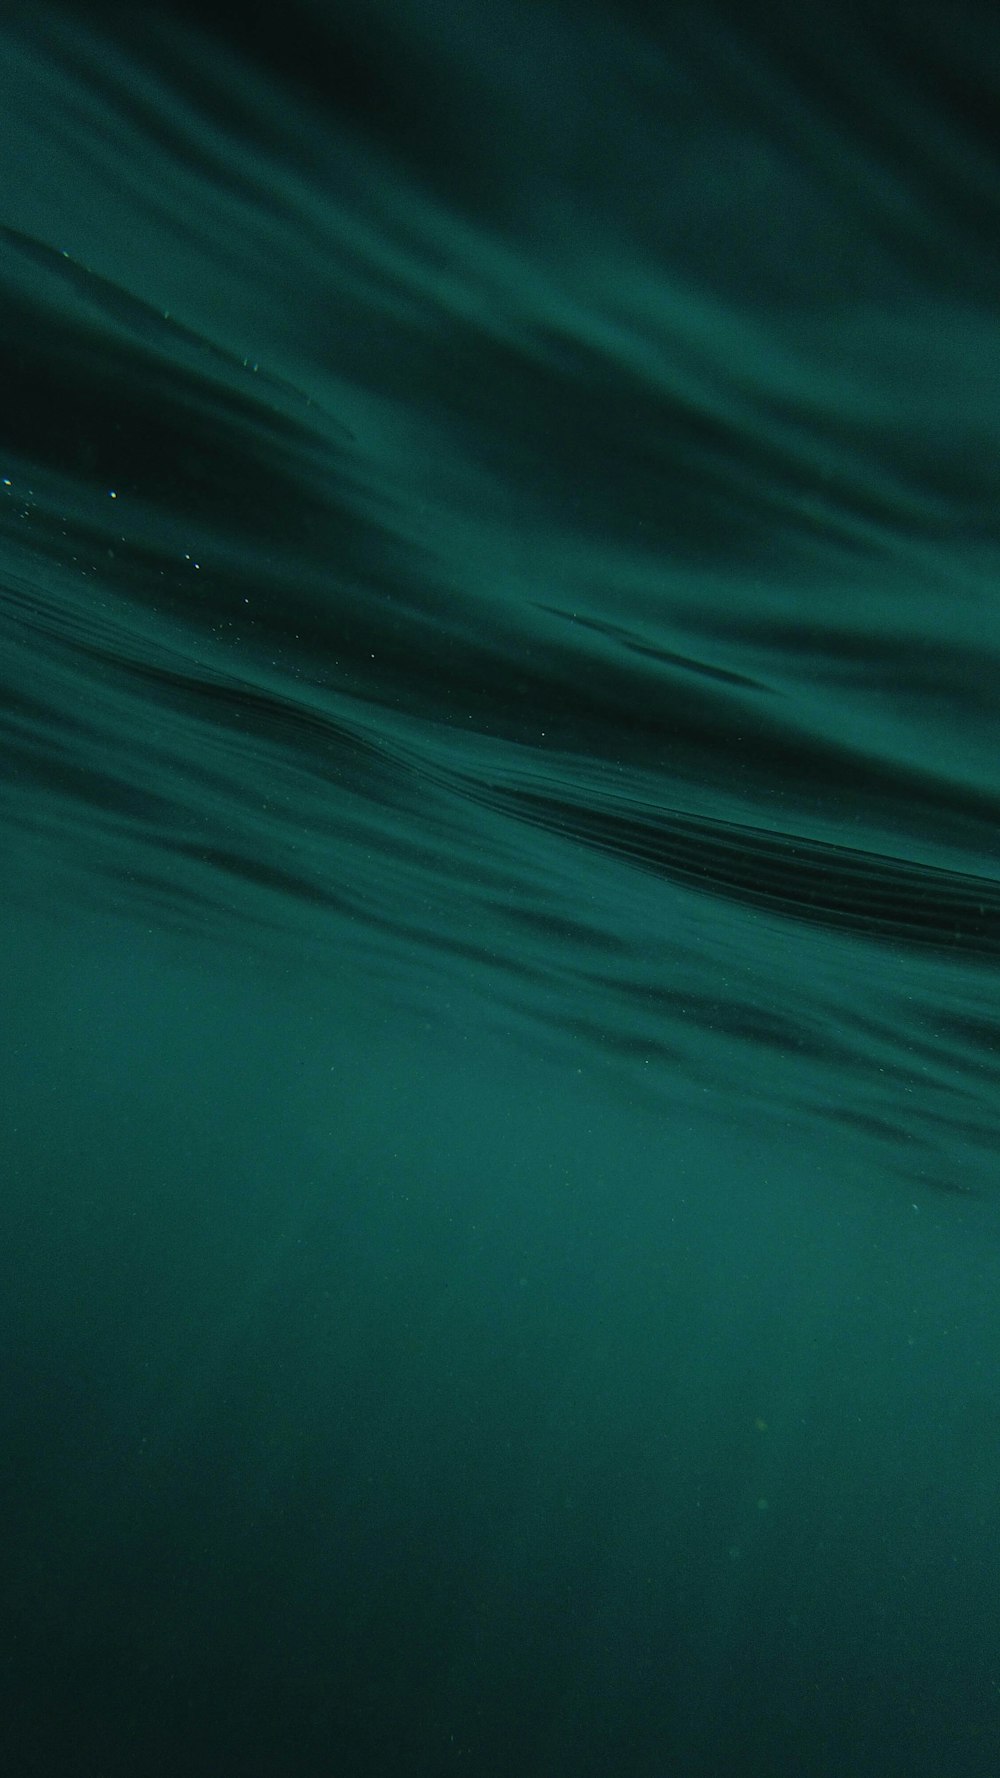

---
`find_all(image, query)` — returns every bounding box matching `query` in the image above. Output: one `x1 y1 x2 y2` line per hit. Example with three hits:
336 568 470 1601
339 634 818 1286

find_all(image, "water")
2 5 999 1774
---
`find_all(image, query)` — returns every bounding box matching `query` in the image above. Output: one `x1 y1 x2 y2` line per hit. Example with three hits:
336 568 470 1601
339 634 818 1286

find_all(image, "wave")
2 1 998 1193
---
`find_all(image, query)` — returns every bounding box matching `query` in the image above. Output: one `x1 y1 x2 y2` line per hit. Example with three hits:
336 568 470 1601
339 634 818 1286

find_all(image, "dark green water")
2 5 999 1773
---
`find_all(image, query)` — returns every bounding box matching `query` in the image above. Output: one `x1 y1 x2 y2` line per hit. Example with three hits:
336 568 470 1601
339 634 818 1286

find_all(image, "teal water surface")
2 5 999 1775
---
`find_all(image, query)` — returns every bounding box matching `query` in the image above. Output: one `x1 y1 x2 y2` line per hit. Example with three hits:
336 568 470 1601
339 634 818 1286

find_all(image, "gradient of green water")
2 5 999 1774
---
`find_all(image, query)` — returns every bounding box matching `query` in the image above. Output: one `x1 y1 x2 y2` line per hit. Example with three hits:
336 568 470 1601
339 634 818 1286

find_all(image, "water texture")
2 5 999 1775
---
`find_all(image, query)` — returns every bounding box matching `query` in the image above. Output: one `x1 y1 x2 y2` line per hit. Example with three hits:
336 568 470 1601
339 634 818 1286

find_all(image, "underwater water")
2 3 999 1774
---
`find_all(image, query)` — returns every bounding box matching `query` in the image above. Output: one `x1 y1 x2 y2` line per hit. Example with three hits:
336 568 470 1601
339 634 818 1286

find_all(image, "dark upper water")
2 4 999 1775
